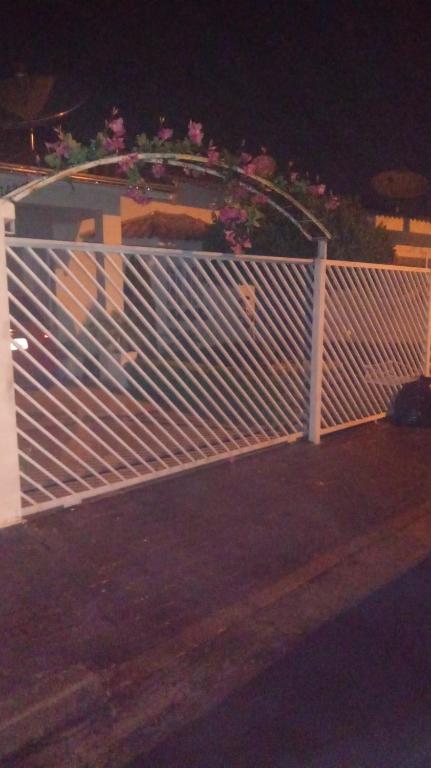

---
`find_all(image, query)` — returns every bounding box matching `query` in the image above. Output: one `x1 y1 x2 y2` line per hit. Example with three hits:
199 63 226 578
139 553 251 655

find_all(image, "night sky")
1 0 431 198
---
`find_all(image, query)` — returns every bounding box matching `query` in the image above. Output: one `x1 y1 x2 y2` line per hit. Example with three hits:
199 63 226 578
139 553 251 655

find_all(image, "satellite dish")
371 170 429 200
0 66 88 157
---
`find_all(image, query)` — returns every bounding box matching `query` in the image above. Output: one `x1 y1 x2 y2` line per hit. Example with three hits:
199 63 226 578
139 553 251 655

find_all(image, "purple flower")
188 120 204 146
235 238 251 254
207 145 220 166
243 162 257 177
308 183 326 197
252 193 268 205
103 135 125 152
239 152 252 165
253 153 276 179
224 230 251 255
152 162 166 179
108 117 125 137
157 126 173 141
45 141 69 158
325 195 340 210
126 187 150 205
219 207 247 224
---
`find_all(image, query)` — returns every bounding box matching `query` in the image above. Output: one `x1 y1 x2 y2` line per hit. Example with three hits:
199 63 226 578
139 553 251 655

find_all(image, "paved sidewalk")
2 421 431 766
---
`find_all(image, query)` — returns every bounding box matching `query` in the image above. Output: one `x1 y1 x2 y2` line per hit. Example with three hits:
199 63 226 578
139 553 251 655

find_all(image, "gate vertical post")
424 269 431 376
0 200 22 526
308 238 328 444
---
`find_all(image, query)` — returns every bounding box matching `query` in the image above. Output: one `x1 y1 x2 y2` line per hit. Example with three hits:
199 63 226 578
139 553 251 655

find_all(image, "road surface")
134 553 431 767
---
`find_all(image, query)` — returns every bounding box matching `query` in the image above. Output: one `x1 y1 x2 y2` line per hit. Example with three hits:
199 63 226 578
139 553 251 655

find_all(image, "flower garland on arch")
44 109 338 254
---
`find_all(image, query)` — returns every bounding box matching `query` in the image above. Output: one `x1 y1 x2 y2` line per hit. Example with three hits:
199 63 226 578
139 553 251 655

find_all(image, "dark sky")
1 0 431 196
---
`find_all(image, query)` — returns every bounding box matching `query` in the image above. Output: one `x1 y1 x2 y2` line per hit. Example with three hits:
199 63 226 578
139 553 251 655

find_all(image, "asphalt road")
134 553 431 768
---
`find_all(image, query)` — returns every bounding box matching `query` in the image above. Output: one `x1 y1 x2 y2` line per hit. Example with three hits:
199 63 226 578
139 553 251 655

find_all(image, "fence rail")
0 227 430 526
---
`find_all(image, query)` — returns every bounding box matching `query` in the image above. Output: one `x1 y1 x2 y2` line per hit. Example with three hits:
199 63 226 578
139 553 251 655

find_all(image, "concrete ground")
2 421 431 766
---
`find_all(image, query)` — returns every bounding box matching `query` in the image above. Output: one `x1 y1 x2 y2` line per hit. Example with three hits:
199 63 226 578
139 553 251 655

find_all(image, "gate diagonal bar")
5 238 314 515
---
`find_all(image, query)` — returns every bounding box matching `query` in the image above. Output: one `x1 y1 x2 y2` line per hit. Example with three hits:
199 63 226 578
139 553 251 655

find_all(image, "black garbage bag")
389 375 431 427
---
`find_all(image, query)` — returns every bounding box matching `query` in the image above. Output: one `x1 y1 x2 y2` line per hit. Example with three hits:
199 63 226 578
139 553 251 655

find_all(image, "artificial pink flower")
188 120 204 146
225 230 236 244
224 229 251 255
152 162 166 179
108 117 125 137
207 146 220 166
252 193 268 205
238 240 251 253
158 126 173 141
231 239 251 254
243 162 257 176
45 140 69 158
308 183 326 196
253 153 276 178
219 207 247 224
325 195 340 210
239 152 252 165
103 135 125 152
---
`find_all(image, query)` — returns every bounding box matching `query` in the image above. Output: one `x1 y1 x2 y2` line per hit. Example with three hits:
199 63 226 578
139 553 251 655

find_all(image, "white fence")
0 227 430 526
321 261 431 433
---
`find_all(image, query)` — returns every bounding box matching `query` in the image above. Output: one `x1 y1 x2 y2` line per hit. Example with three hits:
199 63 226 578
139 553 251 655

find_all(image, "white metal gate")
5 236 315 518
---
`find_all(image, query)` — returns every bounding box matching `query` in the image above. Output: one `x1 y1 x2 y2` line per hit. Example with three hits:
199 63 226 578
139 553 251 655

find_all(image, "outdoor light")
10 337 28 351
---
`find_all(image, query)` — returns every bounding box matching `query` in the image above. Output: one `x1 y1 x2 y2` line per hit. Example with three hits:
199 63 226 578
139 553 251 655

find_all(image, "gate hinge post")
0 199 22 526
308 239 328 444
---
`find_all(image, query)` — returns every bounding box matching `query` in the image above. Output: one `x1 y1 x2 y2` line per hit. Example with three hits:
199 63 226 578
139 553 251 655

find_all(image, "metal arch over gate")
3 151 331 243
